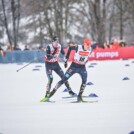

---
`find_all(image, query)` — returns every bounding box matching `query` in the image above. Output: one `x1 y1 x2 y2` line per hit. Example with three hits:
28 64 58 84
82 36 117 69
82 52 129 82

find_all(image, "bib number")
79 57 85 62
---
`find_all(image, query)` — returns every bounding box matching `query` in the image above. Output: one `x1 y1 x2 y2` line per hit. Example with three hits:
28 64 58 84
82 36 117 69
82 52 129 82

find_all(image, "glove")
64 61 68 68
53 54 57 58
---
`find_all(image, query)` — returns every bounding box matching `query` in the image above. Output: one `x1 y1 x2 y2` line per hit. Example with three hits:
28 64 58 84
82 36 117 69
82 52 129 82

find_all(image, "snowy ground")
0 59 134 134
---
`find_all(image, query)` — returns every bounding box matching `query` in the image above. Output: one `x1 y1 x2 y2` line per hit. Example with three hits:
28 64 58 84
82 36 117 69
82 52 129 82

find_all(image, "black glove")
64 61 68 68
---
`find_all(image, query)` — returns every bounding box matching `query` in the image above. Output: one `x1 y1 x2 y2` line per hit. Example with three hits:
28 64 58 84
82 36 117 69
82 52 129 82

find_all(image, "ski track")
0 59 134 134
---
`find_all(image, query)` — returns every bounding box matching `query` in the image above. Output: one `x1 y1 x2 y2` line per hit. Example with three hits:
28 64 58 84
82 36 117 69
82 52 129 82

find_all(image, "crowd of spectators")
0 38 134 54
6 44 30 51
92 39 130 50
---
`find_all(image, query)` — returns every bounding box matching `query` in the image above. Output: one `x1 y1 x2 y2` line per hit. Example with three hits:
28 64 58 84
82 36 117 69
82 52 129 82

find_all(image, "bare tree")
1 0 133 48
11 0 21 49
1 0 12 47
125 0 134 34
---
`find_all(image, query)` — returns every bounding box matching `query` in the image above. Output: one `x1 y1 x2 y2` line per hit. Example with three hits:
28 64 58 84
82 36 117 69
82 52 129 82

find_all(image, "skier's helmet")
83 38 91 46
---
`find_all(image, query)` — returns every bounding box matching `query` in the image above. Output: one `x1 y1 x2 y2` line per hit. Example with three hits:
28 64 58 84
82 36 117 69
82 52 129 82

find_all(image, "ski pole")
16 55 45 72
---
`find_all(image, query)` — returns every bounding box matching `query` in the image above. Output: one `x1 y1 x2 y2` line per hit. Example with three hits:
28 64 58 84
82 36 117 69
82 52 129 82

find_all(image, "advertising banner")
66 46 134 61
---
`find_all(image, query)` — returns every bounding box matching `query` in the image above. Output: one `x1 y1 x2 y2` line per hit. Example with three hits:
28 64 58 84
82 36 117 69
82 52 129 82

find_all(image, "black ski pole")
16 55 45 72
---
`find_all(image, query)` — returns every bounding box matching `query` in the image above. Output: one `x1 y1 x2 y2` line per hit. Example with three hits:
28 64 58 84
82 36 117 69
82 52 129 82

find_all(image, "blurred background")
0 0 134 50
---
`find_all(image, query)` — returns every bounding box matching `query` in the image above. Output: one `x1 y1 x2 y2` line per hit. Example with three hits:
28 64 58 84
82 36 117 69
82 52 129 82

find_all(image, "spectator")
0 46 5 56
94 43 103 50
129 41 134 46
109 39 119 49
14 45 21 51
119 40 127 47
24 45 29 50
6 44 13 51
67 41 76 46
103 41 109 49
0 45 3 51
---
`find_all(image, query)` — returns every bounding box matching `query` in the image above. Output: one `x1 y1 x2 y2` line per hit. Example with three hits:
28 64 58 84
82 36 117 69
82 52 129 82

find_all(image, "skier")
40 35 76 102
42 38 93 102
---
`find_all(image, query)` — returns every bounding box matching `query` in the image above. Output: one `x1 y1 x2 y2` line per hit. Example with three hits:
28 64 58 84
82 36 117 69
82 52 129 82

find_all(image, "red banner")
64 46 134 61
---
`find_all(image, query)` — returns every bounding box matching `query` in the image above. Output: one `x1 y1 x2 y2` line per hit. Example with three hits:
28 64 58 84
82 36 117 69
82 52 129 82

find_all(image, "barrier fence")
0 50 45 63
0 46 134 63
66 46 134 61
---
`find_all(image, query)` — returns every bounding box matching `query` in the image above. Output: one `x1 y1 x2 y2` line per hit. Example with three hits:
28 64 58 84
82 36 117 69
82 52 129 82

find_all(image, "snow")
0 59 134 134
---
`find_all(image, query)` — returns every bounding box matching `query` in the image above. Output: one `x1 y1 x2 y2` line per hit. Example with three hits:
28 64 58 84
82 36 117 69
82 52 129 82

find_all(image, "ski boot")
69 90 77 97
40 96 49 102
40 91 50 102
45 91 50 98
40 89 57 102
77 95 84 102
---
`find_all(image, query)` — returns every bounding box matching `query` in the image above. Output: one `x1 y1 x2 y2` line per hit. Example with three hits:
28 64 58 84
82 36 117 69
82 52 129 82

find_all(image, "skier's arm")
61 47 65 55
85 46 93 64
66 45 77 60
46 46 54 60
64 45 78 68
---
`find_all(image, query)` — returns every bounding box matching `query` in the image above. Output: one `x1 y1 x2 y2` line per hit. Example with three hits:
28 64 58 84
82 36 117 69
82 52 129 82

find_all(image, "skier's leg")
77 68 87 102
54 65 76 96
40 67 53 102
45 67 53 97
49 67 75 98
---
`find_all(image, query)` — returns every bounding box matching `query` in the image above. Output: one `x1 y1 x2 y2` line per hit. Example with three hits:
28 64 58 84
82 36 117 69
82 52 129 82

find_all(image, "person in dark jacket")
40 35 76 102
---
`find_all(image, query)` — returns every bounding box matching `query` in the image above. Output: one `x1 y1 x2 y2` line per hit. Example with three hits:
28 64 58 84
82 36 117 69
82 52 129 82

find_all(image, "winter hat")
53 34 59 41
83 38 91 46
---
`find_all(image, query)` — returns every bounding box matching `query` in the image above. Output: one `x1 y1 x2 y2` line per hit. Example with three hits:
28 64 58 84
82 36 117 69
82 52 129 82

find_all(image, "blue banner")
0 50 45 63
